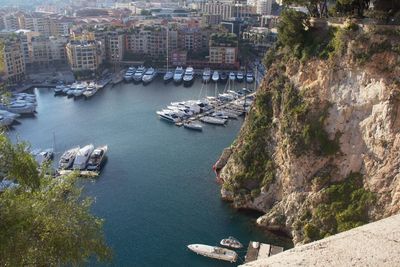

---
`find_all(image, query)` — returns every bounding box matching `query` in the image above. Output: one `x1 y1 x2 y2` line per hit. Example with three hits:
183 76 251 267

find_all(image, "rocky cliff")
216 25 400 244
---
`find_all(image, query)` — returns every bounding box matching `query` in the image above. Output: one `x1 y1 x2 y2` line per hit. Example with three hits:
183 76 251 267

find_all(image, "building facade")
0 37 26 84
66 40 103 72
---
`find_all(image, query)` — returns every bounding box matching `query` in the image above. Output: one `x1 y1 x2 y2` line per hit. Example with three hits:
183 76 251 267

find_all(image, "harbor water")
7 78 290 266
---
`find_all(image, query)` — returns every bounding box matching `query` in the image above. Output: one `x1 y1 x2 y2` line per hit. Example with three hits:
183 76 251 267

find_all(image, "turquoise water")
8 79 290 266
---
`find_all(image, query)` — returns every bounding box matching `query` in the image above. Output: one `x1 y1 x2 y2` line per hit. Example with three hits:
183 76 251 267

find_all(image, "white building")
256 0 273 15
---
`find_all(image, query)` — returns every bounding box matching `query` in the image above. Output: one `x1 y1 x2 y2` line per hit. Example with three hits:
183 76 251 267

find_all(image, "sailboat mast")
166 24 169 72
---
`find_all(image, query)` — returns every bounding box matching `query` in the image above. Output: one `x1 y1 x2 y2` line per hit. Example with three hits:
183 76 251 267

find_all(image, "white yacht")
202 68 211 83
54 85 66 94
72 83 86 97
142 68 157 84
183 67 194 86
133 66 146 82
83 82 97 98
124 67 136 82
183 122 202 131
200 116 226 125
72 144 94 170
212 71 219 83
187 244 238 263
156 110 180 123
58 146 80 170
173 66 184 83
246 71 254 83
86 145 108 171
236 71 244 82
1 102 36 114
163 71 173 82
229 72 236 81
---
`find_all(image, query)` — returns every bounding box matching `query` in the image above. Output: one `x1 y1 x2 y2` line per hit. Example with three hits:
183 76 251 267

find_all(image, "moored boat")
246 71 254 83
183 122 202 131
58 146 80 170
200 116 226 125
229 72 236 81
220 236 243 249
0 115 14 127
86 145 108 171
163 71 173 82
72 144 94 170
173 66 184 84
212 71 219 83
220 72 228 83
202 68 211 83
187 244 238 263
236 71 244 82
133 66 146 82
124 67 136 82
34 149 54 166
142 68 157 84
183 67 195 86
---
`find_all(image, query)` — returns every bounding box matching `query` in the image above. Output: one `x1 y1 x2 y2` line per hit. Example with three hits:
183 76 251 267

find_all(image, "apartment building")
3 15 20 31
66 40 104 72
31 35 68 67
0 36 26 84
23 13 52 37
256 0 273 15
198 0 256 20
209 33 238 66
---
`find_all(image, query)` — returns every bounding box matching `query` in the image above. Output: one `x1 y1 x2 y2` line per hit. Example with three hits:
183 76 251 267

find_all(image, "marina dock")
244 241 284 263
57 169 100 178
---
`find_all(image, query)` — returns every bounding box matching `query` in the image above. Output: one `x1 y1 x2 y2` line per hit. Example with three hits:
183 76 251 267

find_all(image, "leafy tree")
282 0 328 17
335 0 371 17
278 9 310 56
0 133 112 266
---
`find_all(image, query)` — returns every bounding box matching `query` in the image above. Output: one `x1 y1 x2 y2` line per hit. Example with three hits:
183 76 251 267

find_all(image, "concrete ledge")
241 214 400 267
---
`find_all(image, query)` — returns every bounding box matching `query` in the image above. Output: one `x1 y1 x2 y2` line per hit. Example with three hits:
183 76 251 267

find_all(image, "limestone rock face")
216 29 400 244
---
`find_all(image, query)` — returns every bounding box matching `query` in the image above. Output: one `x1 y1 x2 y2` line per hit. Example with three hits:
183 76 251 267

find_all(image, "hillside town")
0 0 279 86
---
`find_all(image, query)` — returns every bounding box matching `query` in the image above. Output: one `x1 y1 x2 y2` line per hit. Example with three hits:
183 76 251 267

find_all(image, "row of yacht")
0 93 37 127
54 81 104 98
58 144 108 172
156 88 254 130
124 66 158 84
123 66 255 86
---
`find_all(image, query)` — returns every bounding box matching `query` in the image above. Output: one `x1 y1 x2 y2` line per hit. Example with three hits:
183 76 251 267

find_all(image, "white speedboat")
163 71 173 82
72 144 94 170
183 122 202 131
156 110 180 123
133 66 146 82
202 68 211 83
173 66 184 84
124 67 136 82
142 68 157 84
86 145 108 171
183 67 194 86
58 146 80 170
236 71 244 82
54 85 66 95
246 72 254 83
83 84 97 98
187 244 238 263
200 116 226 125
212 71 219 83
220 236 243 249
229 72 236 81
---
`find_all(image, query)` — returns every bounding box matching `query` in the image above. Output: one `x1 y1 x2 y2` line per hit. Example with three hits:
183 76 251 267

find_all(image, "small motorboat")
183 122 202 131
202 68 211 83
220 72 228 83
212 71 219 83
229 72 236 81
86 145 108 171
220 236 243 249
163 71 173 82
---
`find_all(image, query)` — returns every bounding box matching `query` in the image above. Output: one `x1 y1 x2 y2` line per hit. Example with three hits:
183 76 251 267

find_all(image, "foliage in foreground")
299 173 375 242
0 133 112 266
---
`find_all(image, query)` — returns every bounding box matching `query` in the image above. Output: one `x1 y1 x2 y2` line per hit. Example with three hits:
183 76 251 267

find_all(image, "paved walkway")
241 214 400 267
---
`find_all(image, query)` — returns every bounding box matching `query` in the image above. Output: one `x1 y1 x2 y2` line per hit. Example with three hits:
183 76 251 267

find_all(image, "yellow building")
66 40 103 72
